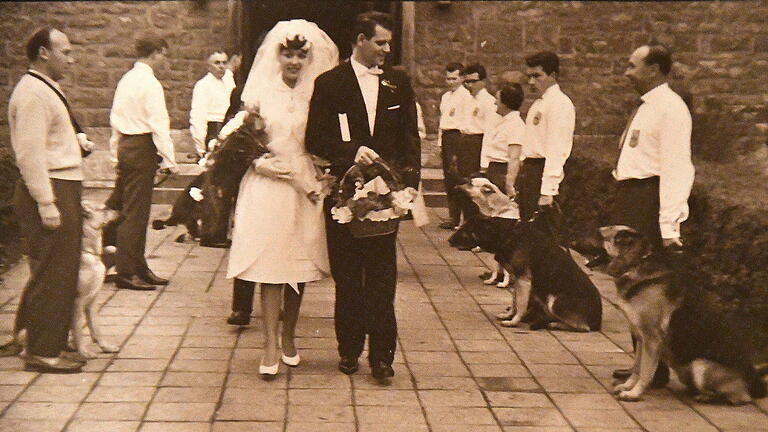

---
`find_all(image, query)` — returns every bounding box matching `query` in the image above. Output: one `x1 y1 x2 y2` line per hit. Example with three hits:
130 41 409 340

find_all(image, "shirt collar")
351 57 378 78
28 68 61 90
134 61 155 76
541 83 561 100
640 82 670 103
502 110 521 122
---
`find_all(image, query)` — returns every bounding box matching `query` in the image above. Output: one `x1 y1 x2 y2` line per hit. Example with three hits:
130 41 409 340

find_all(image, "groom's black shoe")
338 356 359 375
371 360 394 380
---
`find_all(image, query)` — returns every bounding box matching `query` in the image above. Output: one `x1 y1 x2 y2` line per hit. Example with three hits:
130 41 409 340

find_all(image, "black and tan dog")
601 225 767 404
451 178 602 332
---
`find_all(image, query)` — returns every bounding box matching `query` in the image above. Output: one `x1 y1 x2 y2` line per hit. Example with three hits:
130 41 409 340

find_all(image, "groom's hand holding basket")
330 152 419 238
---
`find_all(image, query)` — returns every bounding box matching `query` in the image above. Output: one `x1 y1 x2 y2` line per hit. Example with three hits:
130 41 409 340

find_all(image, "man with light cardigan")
609 42 694 388
4 28 91 372
189 50 238 159
105 34 178 291
517 51 575 221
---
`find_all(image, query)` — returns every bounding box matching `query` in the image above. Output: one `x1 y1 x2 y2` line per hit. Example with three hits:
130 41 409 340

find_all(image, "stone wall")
0 0 233 178
412 1 768 164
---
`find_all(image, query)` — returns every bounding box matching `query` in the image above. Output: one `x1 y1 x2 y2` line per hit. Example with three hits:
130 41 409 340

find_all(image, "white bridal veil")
241 19 339 105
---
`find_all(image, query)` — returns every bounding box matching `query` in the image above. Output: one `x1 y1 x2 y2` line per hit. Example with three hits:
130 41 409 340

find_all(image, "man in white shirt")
517 51 576 221
457 63 498 222
189 50 239 158
437 62 471 229
479 83 525 195
608 42 694 388
105 34 178 291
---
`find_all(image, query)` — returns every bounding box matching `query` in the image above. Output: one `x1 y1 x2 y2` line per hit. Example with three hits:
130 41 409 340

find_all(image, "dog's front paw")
617 389 643 402
613 379 636 394
98 342 120 353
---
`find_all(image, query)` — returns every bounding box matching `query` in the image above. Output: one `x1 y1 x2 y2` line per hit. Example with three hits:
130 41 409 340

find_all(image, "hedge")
560 154 768 351
0 146 20 276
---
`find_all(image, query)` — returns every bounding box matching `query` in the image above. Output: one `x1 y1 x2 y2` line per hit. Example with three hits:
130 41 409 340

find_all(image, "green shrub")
0 146 20 275
560 155 768 351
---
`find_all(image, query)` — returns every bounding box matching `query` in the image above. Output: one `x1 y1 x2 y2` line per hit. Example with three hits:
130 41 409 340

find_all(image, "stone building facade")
0 1 766 175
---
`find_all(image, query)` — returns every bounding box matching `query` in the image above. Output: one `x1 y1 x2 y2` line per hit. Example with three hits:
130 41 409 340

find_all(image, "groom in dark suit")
306 11 421 380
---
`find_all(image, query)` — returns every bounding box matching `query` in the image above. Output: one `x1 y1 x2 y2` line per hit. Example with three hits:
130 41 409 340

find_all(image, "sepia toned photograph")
0 1 766 430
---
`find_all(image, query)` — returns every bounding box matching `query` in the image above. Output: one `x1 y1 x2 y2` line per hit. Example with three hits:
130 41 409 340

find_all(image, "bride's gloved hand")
253 153 292 180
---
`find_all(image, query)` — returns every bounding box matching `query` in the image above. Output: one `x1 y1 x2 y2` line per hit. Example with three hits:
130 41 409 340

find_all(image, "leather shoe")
370 361 395 379
139 269 168 286
226 311 251 326
116 275 157 291
0 340 22 357
338 356 359 375
23 354 83 373
612 368 631 380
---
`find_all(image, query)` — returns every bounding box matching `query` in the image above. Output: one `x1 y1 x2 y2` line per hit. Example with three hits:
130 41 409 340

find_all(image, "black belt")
121 132 152 138
441 129 460 135
616 176 659 186
522 157 545 165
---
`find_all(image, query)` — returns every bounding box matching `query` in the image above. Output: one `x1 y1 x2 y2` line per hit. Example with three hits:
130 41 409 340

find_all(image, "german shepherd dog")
601 225 768 404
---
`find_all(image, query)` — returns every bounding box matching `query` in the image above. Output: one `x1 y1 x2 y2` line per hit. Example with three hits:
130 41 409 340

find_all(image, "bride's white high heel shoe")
259 358 279 376
281 352 301 367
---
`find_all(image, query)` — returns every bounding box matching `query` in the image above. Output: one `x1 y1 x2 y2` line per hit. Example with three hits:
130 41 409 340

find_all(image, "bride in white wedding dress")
222 19 338 376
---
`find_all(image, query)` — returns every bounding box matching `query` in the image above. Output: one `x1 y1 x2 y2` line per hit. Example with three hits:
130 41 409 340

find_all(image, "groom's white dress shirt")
351 58 379 135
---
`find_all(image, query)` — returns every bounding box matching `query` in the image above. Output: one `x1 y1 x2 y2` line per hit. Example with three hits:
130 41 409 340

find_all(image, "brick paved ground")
0 206 767 432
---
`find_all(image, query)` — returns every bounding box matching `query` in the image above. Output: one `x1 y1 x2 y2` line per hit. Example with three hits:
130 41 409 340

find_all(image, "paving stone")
418 389 488 407
476 377 542 392
493 407 570 427
4 402 79 420
139 422 210 432
211 422 283 432
424 406 497 425
222 388 286 404
560 408 639 428
162 371 227 387
107 359 171 372
354 389 420 406
74 402 148 421
215 403 285 421
0 384 25 401
86 386 156 403
287 404 353 423
288 389 351 405
144 402 217 421
67 420 140 432
154 386 222 403
99 372 163 387
17 385 92 402
468 363 531 378
484 391 554 408
355 406 427 425
0 419 70 432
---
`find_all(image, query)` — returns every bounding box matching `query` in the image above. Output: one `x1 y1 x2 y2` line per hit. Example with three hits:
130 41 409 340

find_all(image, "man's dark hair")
642 43 672 76
135 34 169 58
351 11 393 44
445 62 463 73
461 63 486 80
26 27 53 61
499 83 524 111
525 51 560 76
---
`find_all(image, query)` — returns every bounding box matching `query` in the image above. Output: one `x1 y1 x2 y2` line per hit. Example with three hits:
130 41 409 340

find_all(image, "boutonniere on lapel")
381 79 397 92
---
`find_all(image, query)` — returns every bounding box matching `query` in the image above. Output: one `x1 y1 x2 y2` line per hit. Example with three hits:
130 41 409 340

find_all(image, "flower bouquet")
331 158 419 238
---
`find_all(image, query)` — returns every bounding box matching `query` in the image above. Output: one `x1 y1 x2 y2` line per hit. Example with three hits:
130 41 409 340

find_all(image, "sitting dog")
456 177 517 288
601 225 767 404
452 216 603 332
75 202 121 358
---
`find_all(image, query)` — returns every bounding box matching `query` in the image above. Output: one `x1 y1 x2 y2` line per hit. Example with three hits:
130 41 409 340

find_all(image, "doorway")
237 0 401 88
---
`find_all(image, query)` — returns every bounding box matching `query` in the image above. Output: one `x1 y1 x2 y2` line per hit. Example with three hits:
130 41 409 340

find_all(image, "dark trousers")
456 133 483 221
610 175 668 380
609 176 663 251
12 179 82 357
105 134 160 276
324 200 398 366
486 161 508 194
440 130 462 225
515 158 545 221
232 278 255 313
